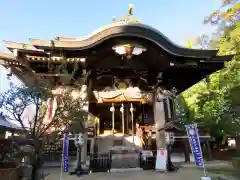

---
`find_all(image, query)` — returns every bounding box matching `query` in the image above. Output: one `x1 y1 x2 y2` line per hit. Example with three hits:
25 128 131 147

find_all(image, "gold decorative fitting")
112 44 146 58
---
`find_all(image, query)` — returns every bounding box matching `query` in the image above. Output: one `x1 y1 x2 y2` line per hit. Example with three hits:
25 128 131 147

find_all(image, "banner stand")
185 124 211 180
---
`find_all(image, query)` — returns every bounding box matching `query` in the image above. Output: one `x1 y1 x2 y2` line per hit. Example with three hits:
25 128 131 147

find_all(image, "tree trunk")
31 153 44 180
31 140 44 180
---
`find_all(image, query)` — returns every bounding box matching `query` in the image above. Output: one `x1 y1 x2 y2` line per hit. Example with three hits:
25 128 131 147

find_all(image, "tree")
176 1 240 146
0 84 88 180
204 0 240 32
204 0 240 138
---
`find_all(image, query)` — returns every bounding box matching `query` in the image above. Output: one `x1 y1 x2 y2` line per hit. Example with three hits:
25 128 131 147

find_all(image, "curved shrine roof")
0 19 233 62
0 13 233 93
29 21 219 58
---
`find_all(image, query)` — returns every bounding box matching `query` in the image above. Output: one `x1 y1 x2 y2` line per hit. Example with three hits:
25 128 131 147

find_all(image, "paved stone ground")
41 167 238 180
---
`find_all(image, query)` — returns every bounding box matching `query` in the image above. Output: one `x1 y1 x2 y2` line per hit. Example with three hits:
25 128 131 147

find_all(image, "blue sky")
0 0 221 92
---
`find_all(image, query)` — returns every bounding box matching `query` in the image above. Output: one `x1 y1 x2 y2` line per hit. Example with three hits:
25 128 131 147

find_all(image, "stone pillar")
90 138 95 153
81 122 88 164
153 91 166 150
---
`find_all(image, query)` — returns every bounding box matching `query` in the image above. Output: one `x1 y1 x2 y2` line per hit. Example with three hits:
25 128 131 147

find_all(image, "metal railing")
88 151 156 173
89 152 111 173
140 153 156 170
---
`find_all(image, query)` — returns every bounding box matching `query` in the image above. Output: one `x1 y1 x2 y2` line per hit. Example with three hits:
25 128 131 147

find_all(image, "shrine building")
0 5 232 166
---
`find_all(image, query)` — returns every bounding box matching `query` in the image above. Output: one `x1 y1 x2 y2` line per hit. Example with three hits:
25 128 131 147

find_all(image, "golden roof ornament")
128 3 134 16
112 4 141 23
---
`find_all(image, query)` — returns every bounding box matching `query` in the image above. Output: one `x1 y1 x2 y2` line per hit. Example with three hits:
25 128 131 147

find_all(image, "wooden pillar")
236 136 240 155
183 139 190 163
125 103 130 134
147 130 152 150
153 91 166 150
206 141 213 161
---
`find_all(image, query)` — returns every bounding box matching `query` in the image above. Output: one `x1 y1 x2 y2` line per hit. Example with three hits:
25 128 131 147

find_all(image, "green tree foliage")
175 1 240 143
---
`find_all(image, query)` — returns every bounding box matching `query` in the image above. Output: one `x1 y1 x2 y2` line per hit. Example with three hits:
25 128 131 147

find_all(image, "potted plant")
0 139 23 180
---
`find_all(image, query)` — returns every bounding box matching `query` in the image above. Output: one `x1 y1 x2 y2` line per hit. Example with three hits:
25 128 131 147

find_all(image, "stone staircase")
110 145 140 169
96 134 142 170
96 134 142 152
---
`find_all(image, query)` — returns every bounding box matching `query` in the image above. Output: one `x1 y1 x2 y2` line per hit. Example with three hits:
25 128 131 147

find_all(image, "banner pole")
60 134 65 180
194 124 207 177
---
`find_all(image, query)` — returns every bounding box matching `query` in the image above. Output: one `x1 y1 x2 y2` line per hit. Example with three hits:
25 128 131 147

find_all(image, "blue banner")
63 133 69 172
185 124 204 167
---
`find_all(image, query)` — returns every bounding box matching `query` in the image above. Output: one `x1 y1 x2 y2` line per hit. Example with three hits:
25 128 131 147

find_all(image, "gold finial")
128 3 133 16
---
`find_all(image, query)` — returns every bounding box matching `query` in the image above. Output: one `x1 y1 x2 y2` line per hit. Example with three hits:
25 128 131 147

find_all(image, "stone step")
110 167 142 173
